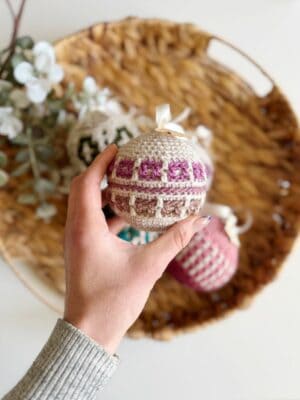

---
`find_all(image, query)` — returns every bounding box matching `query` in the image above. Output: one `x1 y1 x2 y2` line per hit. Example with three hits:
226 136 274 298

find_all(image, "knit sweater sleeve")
3 319 119 400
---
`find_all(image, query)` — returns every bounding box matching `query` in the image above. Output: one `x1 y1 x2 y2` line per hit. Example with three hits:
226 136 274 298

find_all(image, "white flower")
0 107 23 139
75 76 122 119
83 76 99 95
14 41 64 104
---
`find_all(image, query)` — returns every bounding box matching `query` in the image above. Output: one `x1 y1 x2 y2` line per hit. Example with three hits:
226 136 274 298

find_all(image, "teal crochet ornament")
118 227 157 245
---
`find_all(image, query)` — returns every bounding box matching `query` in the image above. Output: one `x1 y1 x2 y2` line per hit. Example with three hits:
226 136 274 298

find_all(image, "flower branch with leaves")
0 0 119 220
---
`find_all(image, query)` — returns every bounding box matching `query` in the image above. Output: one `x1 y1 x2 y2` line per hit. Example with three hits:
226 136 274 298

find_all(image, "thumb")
144 215 211 276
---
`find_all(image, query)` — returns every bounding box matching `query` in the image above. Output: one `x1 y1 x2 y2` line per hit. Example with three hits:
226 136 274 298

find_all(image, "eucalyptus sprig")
0 0 76 219
0 1 118 220
0 0 27 78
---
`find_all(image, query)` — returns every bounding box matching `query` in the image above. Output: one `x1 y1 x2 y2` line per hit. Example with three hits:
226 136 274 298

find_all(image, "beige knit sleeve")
3 319 119 400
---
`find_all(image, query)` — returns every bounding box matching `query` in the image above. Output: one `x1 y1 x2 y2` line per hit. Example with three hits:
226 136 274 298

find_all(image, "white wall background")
1 1 300 399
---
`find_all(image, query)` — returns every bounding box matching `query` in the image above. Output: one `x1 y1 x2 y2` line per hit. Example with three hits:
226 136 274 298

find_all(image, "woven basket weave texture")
0 18 300 339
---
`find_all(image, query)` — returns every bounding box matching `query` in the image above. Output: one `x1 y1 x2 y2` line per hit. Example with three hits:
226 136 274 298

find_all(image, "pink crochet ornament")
107 105 208 231
167 205 244 292
192 139 214 190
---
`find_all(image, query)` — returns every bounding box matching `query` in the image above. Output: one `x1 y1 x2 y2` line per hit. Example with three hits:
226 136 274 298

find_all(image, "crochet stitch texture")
168 217 239 291
107 131 208 231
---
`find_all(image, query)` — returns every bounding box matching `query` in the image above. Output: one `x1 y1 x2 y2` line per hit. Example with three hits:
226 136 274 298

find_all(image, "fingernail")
106 143 118 151
193 215 212 231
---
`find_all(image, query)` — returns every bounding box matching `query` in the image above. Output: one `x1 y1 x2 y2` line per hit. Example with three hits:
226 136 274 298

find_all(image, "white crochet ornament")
67 110 140 173
107 105 208 231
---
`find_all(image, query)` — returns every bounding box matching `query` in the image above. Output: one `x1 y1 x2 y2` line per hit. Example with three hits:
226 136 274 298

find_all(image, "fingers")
107 216 128 235
101 188 109 207
143 215 211 277
85 144 117 182
66 144 117 226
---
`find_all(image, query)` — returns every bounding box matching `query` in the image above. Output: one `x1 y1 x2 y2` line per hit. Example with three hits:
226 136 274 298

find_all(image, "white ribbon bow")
201 203 252 247
155 104 190 135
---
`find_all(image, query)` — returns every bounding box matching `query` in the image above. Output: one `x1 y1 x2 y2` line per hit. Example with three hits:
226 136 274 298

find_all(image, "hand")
64 144 210 354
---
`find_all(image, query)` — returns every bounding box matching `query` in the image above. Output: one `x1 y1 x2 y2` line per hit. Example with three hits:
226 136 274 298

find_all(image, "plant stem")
0 0 27 78
0 47 11 56
5 0 16 19
26 127 44 203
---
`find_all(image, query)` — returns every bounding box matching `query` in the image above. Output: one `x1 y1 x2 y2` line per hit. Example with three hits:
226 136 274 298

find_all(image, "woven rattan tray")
1 18 300 340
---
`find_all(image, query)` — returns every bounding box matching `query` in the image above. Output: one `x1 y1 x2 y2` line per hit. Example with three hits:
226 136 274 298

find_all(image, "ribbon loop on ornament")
201 203 253 247
155 104 188 138
195 125 212 148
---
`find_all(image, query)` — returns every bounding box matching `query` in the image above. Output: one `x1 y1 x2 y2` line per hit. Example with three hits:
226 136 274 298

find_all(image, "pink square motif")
168 160 190 181
192 162 205 181
107 159 115 176
116 159 134 178
139 160 163 181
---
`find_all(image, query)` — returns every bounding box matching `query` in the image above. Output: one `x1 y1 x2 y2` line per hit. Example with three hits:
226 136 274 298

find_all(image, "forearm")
3 319 119 400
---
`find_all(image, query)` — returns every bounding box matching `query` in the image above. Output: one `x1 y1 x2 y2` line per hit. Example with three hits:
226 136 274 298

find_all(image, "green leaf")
11 134 28 146
36 202 57 220
34 178 56 194
16 36 34 50
63 82 75 99
50 169 61 185
48 99 64 113
0 90 9 105
15 149 29 162
0 169 9 187
37 162 49 173
17 193 37 205
11 54 26 68
0 80 13 90
0 151 8 168
11 161 30 177
35 144 54 161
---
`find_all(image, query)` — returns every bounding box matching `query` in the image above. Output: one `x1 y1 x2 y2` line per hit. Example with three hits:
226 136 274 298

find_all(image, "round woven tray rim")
1 17 300 340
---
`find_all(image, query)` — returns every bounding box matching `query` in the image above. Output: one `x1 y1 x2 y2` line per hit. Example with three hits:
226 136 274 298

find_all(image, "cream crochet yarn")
167 216 239 292
107 105 208 231
67 110 140 173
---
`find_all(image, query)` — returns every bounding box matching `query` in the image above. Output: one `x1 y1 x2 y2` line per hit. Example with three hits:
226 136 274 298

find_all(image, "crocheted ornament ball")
118 227 158 245
107 131 208 231
67 110 140 173
103 204 158 244
189 125 214 189
167 217 239 292
194 142 214 190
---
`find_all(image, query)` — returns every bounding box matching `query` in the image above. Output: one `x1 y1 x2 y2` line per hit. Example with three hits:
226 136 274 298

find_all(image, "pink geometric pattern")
204 164 212 181
167 217 239 292
107 131 208 231
167 160 190 181
192 161 205 181
109 182 205 195
116 159 135 178
135 197 157 216
114 195 130 212
139 160 163 180
107 159 115 176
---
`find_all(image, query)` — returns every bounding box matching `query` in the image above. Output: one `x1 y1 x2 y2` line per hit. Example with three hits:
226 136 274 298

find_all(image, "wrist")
63 314 122 355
